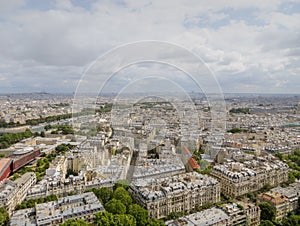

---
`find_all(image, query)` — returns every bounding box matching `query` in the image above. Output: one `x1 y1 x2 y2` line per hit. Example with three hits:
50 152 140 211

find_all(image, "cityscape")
0 93 299 225
1 1 300 226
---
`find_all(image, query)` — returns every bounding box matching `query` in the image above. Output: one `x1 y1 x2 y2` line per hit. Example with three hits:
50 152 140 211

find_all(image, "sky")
0 0 299 94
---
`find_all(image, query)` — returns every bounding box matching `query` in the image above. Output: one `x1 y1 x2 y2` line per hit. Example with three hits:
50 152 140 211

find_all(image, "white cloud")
0 0 299 93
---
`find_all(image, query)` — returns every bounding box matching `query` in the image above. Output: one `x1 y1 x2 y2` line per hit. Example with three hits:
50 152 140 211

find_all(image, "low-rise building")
10 192 104 226
129 172 220 219
0 172 36 215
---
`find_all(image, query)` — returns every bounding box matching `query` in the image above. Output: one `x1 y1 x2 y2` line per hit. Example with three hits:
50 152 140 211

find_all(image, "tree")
259 220 275 226
94 212 136 226
0 207 8 226
287 172 296 184
40 131 46 137
88 187 113 205
60 219 89 226
94 211 115 226
113 180 130 191
105 199 126 214
275 152 283 161
44 125 52 130
281 214 300 226
147 219 165 226
259 202 276 221
114 214 136 226
24 128 33 137
167 212 185 220
113 187 132 207
98 187 113 204
128 204 149 226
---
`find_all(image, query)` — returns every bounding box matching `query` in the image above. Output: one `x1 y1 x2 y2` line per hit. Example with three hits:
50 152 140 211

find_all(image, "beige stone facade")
210 159 289 198
0 172 36 215
129 172 220 219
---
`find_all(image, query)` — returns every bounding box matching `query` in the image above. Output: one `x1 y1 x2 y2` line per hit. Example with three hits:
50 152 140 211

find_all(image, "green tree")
94 211 115 226
287 172 296 184
128 204 149 226
40 131 45 137
147 219 165 226
281 214 300 226
275 152 283 161
167 212 185 220
259 202 276 221
0 207 8 226
98 187 113 204
259 220 275 226
113 187 132 207
16 195 57 210
105 199 126 215
60 219 89 226
44 125 52 130
113 180 130 191
24 128 33 137
114 214 136 226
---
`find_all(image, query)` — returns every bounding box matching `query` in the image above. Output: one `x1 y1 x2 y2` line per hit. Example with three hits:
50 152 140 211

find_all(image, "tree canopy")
94 211 136 226
105 199 126 215
0 207 8 226
281 214 300 226
60 219 89 226
259 202 276 221
259 220 275 226
0 128 33 149
87 187 112 205
113 187 132 207
128 204 149 226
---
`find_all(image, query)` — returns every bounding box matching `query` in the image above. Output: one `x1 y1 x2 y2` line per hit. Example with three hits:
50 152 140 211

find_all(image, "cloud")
0 0 299 93
54 0 73 10
0 0 26 12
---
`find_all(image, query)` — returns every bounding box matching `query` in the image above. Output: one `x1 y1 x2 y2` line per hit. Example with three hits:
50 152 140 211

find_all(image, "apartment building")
0 172 36 215
258 182 300 221
210 158 289 197
10 192 104 226
129 172 220 219
258 191 289 221
221 202 260 226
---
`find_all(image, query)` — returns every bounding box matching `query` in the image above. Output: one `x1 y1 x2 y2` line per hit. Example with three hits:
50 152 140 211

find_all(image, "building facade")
10 192 104 226
129 172 220 219
221 202 261 226
210 158 289 198
258 182 300 221
0 172 36 215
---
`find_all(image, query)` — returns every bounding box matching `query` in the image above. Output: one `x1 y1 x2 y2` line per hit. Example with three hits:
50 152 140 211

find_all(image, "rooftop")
166 207 229 226
131 172 219 201
10 192 104 226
